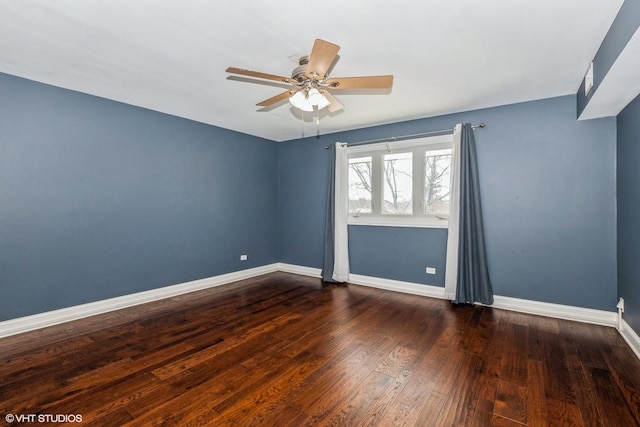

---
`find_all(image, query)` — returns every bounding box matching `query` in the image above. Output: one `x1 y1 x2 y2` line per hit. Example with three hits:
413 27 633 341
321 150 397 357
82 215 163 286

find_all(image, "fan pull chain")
316 108 320 139
301 110 305 138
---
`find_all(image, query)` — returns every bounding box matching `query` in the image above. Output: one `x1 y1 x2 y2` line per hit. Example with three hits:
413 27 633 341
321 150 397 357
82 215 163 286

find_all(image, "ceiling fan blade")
226 67 294 84
305 39 340 80
256 90 297 107
320 90 344 112
227 75 292 90
325 75 393 90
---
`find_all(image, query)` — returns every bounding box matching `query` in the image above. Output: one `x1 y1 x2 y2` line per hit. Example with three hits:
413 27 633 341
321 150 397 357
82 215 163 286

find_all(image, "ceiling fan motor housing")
291 56 310 82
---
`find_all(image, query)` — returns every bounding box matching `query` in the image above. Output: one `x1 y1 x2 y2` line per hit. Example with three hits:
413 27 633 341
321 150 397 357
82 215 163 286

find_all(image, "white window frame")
347 133 453 228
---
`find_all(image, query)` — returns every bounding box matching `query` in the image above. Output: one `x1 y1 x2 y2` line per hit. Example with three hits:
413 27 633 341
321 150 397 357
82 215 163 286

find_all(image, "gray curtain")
454 124 494 304
321 143 337 282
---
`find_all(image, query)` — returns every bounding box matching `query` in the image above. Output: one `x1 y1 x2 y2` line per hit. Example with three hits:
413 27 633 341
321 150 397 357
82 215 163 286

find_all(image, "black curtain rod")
324 123 485 149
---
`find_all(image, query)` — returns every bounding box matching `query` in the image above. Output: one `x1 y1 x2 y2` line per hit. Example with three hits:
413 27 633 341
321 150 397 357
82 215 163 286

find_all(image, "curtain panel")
322 142 349 283
445 124 493 305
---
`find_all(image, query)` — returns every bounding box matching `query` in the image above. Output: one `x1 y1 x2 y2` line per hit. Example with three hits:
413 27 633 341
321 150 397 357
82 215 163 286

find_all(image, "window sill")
348 216 448 229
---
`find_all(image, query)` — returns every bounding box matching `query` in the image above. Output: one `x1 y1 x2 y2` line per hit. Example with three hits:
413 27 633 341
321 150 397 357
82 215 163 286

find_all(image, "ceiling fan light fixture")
315 93 331 110
289 88 330 112
307 88 330 110
307 88 323 105
288 90 314 112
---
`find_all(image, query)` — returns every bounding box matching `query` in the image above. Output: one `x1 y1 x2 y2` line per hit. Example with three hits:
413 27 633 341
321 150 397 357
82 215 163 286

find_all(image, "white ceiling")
0 0 625 141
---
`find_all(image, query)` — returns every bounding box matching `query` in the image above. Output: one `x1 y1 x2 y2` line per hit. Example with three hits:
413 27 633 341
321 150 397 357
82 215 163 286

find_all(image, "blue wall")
0 71 621 322
617 93 640 333
0 73 278 321
279 96 617 311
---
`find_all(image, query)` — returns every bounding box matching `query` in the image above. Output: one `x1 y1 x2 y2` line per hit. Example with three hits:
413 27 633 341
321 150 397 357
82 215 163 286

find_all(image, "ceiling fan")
226 39 393 113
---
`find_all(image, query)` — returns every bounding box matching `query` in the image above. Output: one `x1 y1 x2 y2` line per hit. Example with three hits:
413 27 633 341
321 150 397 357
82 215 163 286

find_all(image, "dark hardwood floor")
1 272 639 426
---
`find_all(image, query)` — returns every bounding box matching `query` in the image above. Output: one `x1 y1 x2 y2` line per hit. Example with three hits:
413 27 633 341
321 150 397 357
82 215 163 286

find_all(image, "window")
347 134 453 228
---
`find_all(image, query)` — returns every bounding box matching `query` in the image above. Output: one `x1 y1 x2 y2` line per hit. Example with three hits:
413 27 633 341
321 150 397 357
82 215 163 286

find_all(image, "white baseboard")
344 272 616 327
0 262 624 350
620 319 640 360
276 264 447 300
276 263 322 278
275 265 618 328
491 295 617 327
0 264 279 339
347 273 447 300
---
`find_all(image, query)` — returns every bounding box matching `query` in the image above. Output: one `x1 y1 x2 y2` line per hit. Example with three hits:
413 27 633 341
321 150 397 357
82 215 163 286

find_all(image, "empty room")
1 1 640 425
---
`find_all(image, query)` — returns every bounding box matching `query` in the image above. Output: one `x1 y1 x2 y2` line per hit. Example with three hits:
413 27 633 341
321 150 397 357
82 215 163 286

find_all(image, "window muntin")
347 134 453 228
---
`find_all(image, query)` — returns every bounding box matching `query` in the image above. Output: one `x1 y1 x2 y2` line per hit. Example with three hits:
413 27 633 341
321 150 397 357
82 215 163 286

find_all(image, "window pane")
424 149 452 216
348 156 372 215
383 152 412 215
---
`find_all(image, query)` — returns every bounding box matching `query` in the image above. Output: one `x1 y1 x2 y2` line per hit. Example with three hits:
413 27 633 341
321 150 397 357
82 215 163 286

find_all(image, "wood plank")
564 354 604 427
294 334 397 423
498 323 529 386
374 344 417 377
539 329 577 404
373 316 448 426
431 353 486 427
314 370 397 426
527 359 549 427
494 379 527 425
468 308 508 426
545 398 585 427
0 272 639 426
602 343 640 425
587 366 640 427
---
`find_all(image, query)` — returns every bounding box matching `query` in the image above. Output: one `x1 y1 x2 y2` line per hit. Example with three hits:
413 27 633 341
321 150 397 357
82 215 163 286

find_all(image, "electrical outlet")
426 267 436 274
240 254 248 261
